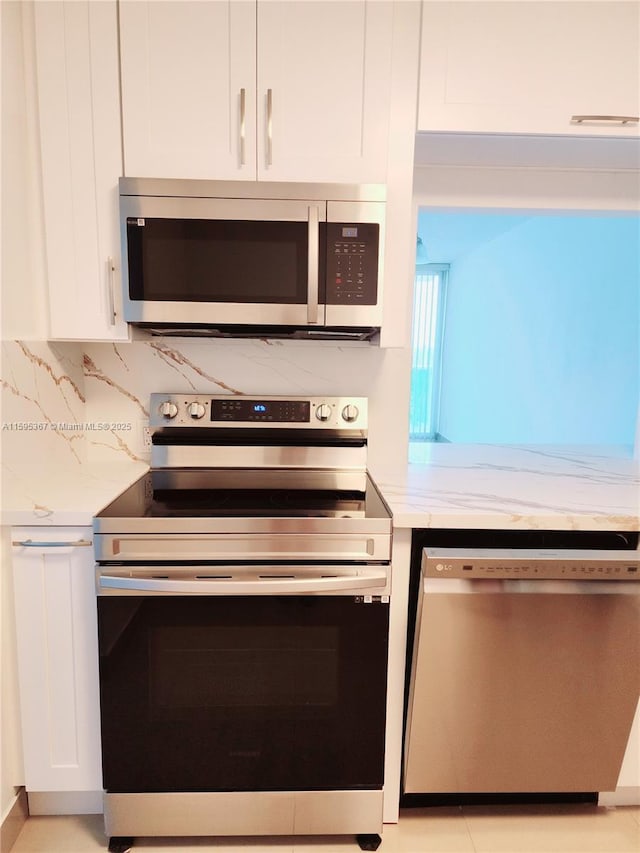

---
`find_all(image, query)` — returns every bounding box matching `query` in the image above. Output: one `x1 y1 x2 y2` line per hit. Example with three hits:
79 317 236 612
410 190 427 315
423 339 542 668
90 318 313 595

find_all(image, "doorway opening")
409 210 639 459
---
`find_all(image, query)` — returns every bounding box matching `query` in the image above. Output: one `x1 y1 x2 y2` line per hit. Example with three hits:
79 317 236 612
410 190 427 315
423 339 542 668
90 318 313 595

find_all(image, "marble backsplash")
2 339 637 531
1 338 412 482
1 340 87 466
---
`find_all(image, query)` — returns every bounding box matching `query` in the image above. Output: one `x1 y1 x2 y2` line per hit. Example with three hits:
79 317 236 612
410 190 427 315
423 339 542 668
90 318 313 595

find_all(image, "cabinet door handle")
239 87 246 165
307 205 320 324
571 115 639 125
266 88 273 166
12 539 92 548
106 256 116 325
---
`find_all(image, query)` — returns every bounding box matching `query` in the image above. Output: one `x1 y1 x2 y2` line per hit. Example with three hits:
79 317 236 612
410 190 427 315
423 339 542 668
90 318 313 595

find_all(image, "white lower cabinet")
12 527 102 794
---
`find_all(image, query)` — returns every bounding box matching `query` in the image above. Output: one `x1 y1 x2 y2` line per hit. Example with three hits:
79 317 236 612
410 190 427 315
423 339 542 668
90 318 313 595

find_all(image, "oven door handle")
97 569 388 595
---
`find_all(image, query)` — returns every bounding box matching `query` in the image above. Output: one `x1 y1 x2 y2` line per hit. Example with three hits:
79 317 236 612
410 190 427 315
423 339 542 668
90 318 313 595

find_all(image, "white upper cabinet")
119 0 394 182
418 1 640 137
119 0 257 180
34 1 129 340
255 1 393 182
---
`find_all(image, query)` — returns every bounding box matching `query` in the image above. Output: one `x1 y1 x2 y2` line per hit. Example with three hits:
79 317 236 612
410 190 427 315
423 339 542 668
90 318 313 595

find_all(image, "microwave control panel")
325 223 379 305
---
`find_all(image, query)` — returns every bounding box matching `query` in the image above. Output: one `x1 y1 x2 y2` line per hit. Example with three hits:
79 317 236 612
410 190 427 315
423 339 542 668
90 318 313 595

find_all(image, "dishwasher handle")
422 577 640 595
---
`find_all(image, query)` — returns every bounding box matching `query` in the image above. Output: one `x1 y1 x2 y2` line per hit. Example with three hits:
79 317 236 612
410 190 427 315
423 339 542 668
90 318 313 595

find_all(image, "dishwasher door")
404 548 640 794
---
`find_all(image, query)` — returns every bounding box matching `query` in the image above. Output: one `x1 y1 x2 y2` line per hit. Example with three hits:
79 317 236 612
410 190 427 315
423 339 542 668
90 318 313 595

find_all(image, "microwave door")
121 196 327 328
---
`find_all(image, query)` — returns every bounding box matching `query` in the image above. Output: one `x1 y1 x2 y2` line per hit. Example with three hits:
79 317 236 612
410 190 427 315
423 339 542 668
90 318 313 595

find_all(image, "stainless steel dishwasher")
404 544 640 796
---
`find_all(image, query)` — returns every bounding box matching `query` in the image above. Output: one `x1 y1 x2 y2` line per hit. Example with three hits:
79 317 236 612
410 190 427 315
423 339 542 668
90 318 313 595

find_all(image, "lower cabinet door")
12 527 102 791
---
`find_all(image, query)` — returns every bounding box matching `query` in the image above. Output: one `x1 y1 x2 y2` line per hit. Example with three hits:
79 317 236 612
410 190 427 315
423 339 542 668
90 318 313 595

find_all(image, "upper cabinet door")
120 0 257 179
34 1 129 340
418 1 640 137
256 1 394 182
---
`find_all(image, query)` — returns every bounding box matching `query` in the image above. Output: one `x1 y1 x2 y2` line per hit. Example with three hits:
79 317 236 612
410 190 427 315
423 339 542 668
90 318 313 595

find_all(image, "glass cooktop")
97 469 391 521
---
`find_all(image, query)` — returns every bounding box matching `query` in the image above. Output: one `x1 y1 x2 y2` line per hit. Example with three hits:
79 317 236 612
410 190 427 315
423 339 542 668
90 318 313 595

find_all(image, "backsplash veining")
1 341 88 515
1 341 86 464
1 339 411 488
2 339 636 531
82 338 410 477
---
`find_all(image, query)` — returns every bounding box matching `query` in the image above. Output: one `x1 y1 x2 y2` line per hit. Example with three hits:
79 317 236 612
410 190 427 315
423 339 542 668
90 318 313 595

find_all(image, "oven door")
121 195 328 328
97 569 389 794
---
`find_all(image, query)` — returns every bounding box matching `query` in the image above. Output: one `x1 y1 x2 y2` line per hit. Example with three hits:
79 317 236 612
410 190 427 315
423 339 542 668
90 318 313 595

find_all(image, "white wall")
414 161 640 447
434 213 639 444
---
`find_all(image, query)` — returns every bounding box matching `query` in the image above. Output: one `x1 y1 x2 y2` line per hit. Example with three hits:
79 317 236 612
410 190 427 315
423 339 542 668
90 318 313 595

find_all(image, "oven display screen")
211 399 311 422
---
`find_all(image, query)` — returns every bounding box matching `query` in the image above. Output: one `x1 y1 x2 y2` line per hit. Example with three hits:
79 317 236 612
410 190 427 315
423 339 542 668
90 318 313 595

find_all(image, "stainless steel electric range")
93 395 392 853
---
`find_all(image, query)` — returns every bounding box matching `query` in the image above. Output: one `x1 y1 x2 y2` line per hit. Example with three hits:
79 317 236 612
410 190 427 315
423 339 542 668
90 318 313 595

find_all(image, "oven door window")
127 218 320 304
98 596 388 793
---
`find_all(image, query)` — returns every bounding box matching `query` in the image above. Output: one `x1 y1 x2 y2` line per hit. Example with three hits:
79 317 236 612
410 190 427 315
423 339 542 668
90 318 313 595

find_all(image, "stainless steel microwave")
119 178 386 340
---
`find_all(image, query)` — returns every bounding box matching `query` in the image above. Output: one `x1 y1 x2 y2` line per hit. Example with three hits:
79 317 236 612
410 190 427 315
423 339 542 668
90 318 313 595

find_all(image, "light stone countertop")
373 444 640 531
2 445 638 532
1 459 148 527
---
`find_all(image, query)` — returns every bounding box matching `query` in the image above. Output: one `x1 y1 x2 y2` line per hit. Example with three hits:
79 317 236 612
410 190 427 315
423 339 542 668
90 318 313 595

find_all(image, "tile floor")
9 805 640 853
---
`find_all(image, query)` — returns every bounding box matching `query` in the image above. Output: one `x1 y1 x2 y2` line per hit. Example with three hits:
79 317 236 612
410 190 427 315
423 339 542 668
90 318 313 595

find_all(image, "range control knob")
342 404 359 423
187 402 206 420
315 403 332 422
159 401 178 419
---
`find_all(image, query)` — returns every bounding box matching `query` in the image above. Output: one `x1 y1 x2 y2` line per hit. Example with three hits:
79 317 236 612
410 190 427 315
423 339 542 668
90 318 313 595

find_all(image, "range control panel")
149 394 368 430
423 548 640 581
211 399 310 423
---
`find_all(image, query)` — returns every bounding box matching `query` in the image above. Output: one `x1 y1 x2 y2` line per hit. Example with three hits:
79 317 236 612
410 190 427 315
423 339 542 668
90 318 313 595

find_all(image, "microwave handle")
307 206 320 324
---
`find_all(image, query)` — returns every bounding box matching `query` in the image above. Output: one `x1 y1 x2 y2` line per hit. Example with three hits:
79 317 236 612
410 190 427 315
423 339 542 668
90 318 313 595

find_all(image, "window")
409 264 448 443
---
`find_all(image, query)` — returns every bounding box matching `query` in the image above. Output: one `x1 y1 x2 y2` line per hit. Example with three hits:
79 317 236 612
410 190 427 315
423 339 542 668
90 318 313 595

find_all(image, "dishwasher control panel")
423 548 639 580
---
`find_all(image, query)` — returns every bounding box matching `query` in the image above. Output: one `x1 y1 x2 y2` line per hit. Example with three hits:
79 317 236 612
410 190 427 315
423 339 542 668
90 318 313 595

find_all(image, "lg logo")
435 563 453 572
